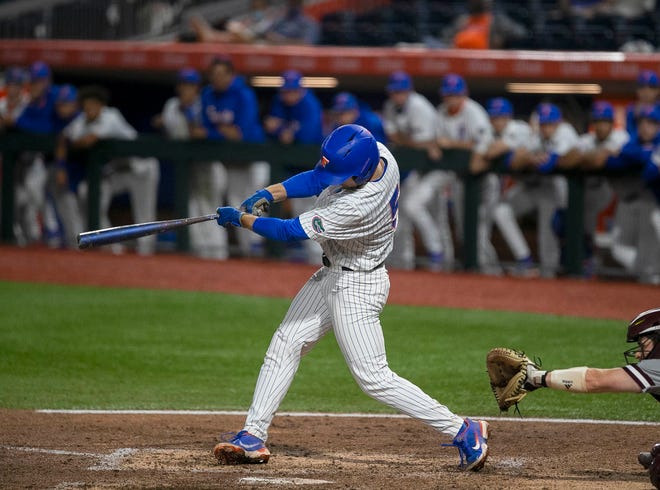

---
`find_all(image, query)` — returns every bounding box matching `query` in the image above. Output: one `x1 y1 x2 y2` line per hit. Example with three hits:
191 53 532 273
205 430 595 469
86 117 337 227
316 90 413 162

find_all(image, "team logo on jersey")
312 216 325 234
320 156 329 167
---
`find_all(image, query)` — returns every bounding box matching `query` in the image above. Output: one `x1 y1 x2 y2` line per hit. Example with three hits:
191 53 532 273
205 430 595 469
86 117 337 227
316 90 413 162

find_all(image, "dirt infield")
1 410 657 489
1 246 659 489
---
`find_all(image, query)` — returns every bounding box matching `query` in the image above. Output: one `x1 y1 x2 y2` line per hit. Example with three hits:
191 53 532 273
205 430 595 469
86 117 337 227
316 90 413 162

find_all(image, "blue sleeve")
537 153 559 174
642 160 660 182
357 108 387 144
282 170 326 198
15 89 58 134
612 141 647 168
292 94 324 144
200 88 222 140
252 216 309 241
605 154 627 170
625 106 637 139
234 86 264 142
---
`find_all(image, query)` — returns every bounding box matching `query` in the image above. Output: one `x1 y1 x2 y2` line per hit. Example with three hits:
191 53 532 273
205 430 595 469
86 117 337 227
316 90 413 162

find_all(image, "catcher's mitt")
486 347 535 412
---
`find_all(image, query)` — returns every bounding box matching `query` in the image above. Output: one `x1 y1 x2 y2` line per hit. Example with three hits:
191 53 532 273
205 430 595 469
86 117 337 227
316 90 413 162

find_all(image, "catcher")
487 307 660 489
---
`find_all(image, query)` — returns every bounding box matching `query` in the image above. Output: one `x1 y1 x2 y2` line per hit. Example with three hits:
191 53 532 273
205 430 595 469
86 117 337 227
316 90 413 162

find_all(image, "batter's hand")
240 189 273 217
216 207 244 227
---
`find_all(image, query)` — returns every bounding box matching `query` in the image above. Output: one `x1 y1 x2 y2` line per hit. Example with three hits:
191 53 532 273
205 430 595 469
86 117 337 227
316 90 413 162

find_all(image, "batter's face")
593 120 613 141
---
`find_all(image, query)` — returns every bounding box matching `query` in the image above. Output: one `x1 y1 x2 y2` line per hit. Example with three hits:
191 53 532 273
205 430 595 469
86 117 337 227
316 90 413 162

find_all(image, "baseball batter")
212 124 490 471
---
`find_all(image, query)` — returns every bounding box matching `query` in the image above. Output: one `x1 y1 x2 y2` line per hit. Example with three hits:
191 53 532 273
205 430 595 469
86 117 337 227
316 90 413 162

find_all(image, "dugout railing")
0 132 588 275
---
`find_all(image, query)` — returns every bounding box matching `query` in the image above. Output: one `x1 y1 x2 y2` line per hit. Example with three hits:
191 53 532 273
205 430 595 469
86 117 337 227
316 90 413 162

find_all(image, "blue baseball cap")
636 104 660 123
536 103 562 124
440 73 467 96
486 97 513 117
4 66 26 85
177 67 201 84
386 71 413 92
332 92 358 112
590 100 614 121
281 70 303 90
637 69 659 88
29 60 51 81
57 84 78 103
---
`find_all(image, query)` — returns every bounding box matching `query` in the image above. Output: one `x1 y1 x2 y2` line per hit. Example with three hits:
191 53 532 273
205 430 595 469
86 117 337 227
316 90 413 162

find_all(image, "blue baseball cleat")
444 418 490 471
213 430 270 465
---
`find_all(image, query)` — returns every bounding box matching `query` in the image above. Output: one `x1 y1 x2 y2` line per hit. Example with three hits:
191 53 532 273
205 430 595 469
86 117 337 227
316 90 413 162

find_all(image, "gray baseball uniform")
242 142 465 442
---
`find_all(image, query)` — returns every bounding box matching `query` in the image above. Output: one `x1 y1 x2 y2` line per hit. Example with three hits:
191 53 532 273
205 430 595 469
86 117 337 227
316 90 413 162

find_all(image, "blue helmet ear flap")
315 124 380 186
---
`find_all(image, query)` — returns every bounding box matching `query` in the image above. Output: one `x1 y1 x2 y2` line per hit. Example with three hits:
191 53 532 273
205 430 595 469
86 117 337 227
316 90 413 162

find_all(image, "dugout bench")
0 132 587 276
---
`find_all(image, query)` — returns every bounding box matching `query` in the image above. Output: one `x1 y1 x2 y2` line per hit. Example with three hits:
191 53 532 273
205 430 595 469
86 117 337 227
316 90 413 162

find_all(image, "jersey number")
389 184 400 229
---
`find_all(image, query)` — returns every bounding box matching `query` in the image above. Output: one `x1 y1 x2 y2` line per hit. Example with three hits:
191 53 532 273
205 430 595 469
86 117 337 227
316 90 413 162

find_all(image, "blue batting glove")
240 189 273 216
216 207 244 227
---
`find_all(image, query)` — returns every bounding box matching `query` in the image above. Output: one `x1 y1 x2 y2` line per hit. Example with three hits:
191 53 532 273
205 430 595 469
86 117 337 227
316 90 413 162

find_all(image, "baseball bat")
77 213 219 249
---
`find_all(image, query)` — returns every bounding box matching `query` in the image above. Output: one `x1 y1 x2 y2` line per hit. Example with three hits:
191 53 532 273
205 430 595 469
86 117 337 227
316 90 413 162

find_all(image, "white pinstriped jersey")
299 142 399 272
623 359 660 397
382 92 437 143
436 98 493 154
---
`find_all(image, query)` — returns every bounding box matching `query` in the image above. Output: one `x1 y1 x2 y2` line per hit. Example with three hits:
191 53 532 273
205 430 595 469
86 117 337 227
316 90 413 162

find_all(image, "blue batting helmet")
315 124 380 186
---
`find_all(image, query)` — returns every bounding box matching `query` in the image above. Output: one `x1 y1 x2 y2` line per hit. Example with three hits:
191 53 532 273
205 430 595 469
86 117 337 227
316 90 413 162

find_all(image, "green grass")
0 281 657 421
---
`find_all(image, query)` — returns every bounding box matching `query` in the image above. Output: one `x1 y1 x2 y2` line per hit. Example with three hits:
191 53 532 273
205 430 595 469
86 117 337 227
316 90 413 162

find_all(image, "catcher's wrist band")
545 367 588 392
541 372 548 387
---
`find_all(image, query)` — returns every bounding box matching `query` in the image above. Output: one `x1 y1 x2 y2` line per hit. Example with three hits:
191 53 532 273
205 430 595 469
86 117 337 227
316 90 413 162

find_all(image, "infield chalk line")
37 409 659 426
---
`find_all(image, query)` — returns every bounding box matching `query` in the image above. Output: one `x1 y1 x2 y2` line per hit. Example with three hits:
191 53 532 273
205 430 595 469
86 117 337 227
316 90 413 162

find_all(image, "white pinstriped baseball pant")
243 265 465 442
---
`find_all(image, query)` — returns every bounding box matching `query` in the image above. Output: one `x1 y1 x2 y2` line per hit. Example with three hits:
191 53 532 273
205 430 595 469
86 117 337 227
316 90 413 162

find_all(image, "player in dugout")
212 123 490 471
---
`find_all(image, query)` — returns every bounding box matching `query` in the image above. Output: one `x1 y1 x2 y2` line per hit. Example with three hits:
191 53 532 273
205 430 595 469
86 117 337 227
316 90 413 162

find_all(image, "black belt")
322 254 384 272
